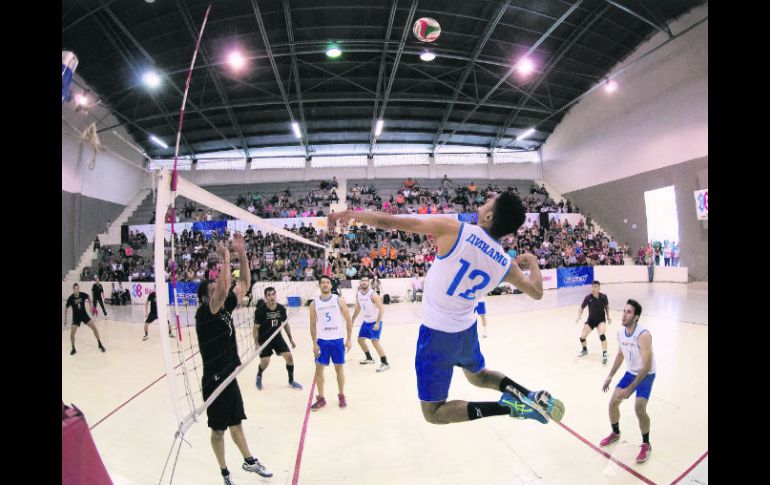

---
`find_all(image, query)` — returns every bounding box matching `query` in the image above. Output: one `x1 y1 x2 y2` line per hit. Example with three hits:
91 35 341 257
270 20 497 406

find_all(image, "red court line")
669 450 708 485
557 421 658 485
292 378 317 485
89 350 200 430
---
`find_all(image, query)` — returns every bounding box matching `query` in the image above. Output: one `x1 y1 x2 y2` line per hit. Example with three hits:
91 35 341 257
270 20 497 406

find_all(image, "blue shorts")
474 302 486 315
316 338 345 366
617 371 656 400
358 321 383 340
415 322 485 402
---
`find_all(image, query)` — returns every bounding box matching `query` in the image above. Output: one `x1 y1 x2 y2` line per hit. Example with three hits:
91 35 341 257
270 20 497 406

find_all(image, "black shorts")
202 377 246 431
258 333 290 358
145 312 158 324
585 319 606 330
72 314 91 326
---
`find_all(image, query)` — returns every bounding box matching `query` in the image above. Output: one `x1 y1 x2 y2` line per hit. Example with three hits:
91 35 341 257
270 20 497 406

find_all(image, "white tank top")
314 294 346 340
618 324 656 375
356 289 378 322
422 223 511 332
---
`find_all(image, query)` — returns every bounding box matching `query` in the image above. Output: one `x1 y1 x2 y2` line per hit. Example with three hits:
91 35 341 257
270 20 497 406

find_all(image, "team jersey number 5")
324 312 332 322
446 258 490 300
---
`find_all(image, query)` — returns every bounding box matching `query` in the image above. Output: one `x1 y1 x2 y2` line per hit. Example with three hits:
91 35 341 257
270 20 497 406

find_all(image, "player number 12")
446 258 490 300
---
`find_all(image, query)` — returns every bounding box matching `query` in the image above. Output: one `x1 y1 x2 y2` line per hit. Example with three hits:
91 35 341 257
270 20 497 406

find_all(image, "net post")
154 169 184 432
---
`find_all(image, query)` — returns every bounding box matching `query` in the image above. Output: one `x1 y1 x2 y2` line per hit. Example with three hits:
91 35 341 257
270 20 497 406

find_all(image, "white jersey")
618 324 656 375
356 289 379 322
313 294 346 340
422 223 512 332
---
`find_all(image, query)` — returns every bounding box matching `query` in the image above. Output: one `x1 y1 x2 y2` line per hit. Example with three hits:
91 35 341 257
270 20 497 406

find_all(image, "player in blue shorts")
309 276 353 410
601 299 656 463
330 191 564 426
352 275 389 372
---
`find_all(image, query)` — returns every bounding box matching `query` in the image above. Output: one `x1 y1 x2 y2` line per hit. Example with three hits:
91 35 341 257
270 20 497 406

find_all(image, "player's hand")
616 388 631 400
607 318 612 325
231 233 246 253
345 339 352 353
373 322 381 331
313 343 320 357
216 242 227 259
575 318 580 325
290 339 296 349
602 377 612 393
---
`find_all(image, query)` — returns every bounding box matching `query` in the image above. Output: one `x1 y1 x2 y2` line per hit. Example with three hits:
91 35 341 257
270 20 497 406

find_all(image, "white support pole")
154 169 184 431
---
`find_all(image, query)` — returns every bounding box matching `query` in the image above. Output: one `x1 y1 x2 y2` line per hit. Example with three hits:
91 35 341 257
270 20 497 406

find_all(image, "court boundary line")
669 450 708 484
291 378 317 485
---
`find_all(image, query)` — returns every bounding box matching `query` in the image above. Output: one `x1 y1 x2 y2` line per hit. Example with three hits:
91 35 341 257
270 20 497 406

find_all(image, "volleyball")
413 17 441 42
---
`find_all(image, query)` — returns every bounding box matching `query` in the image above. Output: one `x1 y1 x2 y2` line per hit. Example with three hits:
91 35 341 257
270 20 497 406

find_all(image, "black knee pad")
599 334 607 342
580 338 587 343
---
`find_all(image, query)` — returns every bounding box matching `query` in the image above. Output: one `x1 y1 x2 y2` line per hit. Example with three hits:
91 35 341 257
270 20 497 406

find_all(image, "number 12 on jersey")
446 258 490 300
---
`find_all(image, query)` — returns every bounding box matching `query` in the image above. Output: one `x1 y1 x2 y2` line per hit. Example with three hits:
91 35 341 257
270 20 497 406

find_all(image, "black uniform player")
143 290 174 341
254 287 302 391
576 281 612 363
91 276 107 318
64 283 105 355
194 235 272 485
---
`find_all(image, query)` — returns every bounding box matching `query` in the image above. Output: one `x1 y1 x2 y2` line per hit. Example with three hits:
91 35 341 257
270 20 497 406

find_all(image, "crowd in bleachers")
346 177 581 215
90 177 640 283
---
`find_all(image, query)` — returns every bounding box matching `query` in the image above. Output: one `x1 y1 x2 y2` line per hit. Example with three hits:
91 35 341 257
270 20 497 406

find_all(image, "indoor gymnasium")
62 1 708 484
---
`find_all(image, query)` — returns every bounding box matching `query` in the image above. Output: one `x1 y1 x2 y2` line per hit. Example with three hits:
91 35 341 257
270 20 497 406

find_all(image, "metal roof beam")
100 3 241 156
437 0 583 150
175 0 250 158
249 0 309 158
430 0 511 155
490 3 609 150
605 0 672 38
496 14 708 150
369 0 420 157
366 0 399 158
283 0 311 155
91 9 196 157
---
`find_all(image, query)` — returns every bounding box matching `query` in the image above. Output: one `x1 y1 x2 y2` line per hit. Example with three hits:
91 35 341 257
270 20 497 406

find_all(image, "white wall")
63 267 688 304
62 74 150 204
185 161 542 187
540 4 708 194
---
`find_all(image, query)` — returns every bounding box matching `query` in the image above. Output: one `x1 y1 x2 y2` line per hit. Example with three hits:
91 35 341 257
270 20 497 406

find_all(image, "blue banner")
458 213 478 223
169 282 200 306
557 266 594 288
62 65 74 104
192 221 227 240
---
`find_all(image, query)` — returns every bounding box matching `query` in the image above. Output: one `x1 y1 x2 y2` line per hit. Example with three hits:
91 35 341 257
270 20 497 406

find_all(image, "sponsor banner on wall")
557 266 594 288
694 189 708 220
169 281 200 306
192 221 227 239
541 269 558 289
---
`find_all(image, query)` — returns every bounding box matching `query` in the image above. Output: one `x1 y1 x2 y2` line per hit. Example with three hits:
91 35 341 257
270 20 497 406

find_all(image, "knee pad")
599 334 607 342
579 338 587 343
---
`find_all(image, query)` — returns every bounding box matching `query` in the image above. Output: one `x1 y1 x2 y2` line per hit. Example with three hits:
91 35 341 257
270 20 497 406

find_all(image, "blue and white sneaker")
499 392 549 424
256 375 263 390
499 389 565 424
288 380 303 390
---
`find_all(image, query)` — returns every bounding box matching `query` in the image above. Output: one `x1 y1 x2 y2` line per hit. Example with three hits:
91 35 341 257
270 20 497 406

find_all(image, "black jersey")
254 303 288 342
195 291 240 378
66 293 90 318
147 291 158 314
581 292 609 323
92 283 104 299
